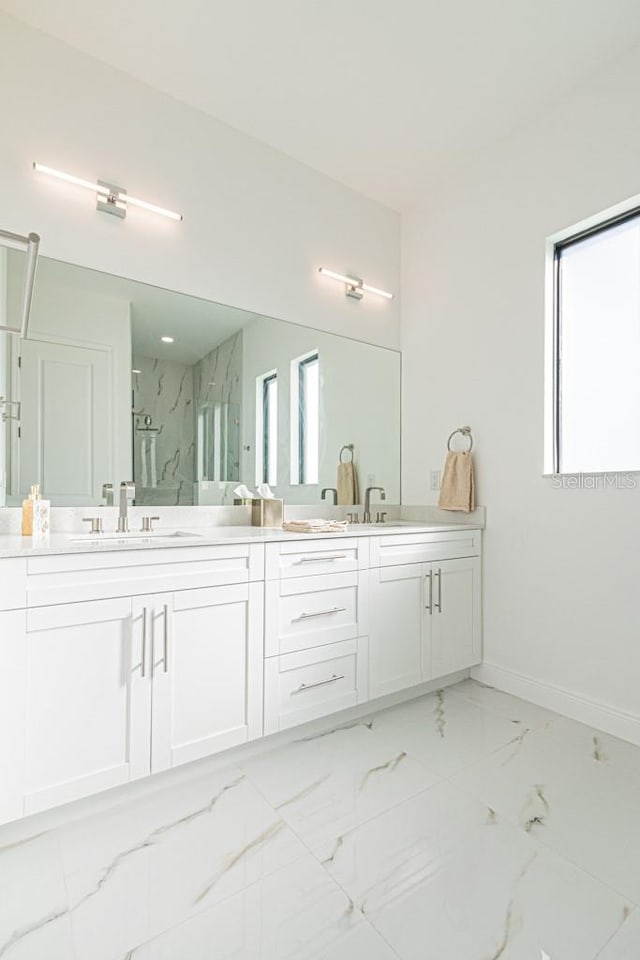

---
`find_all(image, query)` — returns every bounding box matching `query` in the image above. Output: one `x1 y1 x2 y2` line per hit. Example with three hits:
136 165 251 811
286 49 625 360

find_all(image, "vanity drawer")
370 529 481 567
0 559 27 611
265 538 368 580
265 571 368 657
25 544 264 607
264 638 367 734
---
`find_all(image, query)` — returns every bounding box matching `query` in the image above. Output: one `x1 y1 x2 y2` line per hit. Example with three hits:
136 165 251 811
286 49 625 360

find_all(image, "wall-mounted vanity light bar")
0 228 40 339
33 163 183 222
318 266 394 300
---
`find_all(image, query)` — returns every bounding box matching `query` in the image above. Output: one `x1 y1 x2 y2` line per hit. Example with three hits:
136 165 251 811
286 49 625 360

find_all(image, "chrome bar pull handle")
141 607 147 678
292 674 344 694
292 607 347 623
295 554 347 564
163 604 169 673
425 570 433 614
435 568 442 613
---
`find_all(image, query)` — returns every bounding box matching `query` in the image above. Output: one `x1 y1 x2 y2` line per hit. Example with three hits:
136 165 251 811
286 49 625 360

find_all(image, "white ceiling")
3 0 640 210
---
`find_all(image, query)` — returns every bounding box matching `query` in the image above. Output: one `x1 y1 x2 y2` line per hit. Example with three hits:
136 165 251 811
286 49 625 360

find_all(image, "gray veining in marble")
359 751 407 791
193 819 286 906
488 851 539 960
0 908 69 959
294 718 375 744
71 773 246 912
133 355 196 505
434 689 446 738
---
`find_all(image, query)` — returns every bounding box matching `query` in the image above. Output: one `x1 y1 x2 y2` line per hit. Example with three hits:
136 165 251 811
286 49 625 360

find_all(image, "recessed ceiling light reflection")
161 336 174 343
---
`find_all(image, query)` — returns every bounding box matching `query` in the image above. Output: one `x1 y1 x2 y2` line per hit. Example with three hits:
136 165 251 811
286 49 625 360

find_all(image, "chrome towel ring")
339 443 354 463
447 426 473 452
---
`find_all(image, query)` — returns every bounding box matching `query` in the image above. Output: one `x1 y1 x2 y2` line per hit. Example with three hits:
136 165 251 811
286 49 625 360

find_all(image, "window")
256 371 277 486
291 351 319 484
546 202 640 474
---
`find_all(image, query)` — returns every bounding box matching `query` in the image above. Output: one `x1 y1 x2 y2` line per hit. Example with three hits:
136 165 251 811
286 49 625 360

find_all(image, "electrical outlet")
430 470 441 491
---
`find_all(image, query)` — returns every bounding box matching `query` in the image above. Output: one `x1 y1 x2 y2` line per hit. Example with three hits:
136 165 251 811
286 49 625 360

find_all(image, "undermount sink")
68 530 202 544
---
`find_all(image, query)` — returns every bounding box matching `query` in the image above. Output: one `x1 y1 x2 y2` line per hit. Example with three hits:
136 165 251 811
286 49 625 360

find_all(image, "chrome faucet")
363 486 386 523
117 481 135 533
321 487 338 505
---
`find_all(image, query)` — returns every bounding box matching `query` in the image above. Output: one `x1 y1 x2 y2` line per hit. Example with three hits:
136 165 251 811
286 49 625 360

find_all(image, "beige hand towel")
337 461 359 506
438 451 475 512
283 520 348 533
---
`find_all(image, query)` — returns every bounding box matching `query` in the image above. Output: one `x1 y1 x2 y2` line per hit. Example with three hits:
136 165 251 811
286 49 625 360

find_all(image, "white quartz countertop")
0 521 482 559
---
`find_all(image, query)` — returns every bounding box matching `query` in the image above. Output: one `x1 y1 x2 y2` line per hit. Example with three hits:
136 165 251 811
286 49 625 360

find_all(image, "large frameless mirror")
0 255 400 508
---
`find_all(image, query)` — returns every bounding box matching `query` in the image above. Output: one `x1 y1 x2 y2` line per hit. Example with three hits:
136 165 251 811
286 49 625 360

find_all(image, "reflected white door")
19 339 111 504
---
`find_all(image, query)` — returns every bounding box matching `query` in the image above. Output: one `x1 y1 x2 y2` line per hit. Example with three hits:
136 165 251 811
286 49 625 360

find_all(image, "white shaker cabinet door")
429 557 481 678
22 597 151 816
369 563 427 700
151 581 263 772
0 610 27 825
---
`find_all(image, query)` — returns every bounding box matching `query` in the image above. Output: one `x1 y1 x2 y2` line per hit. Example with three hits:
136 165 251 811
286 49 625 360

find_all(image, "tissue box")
251 498 283 527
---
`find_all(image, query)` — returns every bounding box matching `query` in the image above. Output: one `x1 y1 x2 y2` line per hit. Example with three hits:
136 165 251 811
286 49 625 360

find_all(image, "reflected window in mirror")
292 351 319 485
256 371 277 486
197 402 239 484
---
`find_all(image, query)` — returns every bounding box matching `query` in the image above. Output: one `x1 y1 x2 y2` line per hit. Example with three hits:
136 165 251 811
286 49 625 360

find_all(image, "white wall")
402 46 640 735
0 12 400 352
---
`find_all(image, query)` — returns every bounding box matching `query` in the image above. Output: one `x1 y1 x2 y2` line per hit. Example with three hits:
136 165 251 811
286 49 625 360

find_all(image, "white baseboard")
472 662 640 747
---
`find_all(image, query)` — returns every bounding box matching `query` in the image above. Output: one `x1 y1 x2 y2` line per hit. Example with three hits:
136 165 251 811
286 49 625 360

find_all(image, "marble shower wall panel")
132 356 195 505
193 331 243 505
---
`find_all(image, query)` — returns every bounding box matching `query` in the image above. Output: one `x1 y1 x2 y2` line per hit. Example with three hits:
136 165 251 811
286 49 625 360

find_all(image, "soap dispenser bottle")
21 484 37 536
33 485 51 541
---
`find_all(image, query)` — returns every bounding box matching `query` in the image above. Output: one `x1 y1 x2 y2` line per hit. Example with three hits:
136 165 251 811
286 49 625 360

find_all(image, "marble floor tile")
369 685 527 779
61 766 307 960
322 779 492 916
454 681 640 776
370 821 630 960
243 735 439 861
452 723 640 903
448 678 561 729
57 763 246 876
597 908 640 958
2 680 640 960
127 854 399 960
535 711 640 777
0 832 75 960
239 715 390 798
